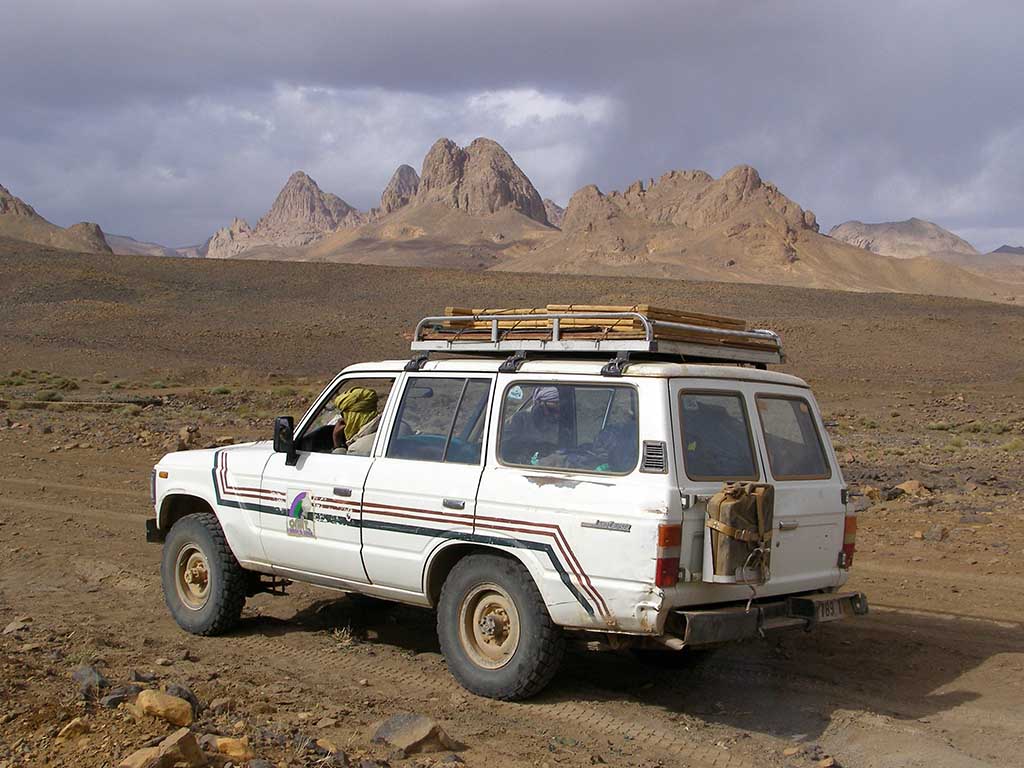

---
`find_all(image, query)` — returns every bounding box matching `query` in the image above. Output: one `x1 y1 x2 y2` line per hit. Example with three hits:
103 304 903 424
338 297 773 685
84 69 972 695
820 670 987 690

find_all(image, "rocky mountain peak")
380 164 420 214
416 137 548 225
255 170 355 237
0 183 38 218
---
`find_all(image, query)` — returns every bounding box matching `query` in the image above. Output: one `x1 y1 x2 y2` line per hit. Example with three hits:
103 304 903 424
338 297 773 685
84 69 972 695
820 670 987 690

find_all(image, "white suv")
149 311 867 700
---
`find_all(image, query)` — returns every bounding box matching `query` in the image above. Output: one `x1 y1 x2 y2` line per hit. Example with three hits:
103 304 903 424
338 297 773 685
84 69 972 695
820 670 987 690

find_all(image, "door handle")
443 498 466 510
778 520 799 531
333 487 353 498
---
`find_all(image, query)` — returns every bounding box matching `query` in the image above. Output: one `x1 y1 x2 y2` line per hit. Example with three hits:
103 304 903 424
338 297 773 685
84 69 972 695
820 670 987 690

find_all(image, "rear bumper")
668 591 868 647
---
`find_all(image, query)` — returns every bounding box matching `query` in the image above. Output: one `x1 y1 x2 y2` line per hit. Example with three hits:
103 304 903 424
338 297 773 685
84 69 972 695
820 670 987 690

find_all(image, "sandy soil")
1 242 1023 768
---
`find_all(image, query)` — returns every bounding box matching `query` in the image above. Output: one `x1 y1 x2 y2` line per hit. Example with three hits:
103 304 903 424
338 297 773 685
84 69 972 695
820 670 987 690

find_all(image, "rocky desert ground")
2 240 1023 768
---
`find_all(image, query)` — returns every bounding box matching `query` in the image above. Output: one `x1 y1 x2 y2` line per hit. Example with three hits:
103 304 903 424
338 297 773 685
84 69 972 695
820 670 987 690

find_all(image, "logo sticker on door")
286 491 317 539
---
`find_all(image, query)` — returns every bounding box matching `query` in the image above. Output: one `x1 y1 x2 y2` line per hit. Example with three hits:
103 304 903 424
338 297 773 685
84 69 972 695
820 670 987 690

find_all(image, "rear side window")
756 395 831 480
386 377 491 464
498 383 638 474
679 391 758 481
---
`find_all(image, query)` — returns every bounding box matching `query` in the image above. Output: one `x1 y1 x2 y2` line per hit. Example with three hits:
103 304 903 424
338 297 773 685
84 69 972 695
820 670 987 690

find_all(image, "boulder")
137 689 194 726
214 736 255 762
118 728 207 768
165 681 202 715
894 479 930 496
57 716 90 739
370 713 461 754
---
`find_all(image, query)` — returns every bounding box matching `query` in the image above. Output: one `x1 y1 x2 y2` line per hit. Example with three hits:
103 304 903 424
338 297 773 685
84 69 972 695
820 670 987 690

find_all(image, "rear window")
679 391 758 481
755 395 831 480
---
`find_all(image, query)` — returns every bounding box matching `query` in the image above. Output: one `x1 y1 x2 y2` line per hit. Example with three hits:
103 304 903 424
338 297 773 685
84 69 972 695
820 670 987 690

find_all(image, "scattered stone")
895 479 930 496
118 747 160 768
316 716 337 728
439 756 465 764
245 761 274 768
817 758 836 768
371 713 461 754
165 682 202 715
2 618 30 635
784 746 803 756
923 524 949 542
214 736 255 762
57 716 90 739
154 657 173 667
883 487 905 501
101 684 142 708
130 669 158 683
137 689 194 726
209 696 234 715
119 728 207 768
72 664 109 700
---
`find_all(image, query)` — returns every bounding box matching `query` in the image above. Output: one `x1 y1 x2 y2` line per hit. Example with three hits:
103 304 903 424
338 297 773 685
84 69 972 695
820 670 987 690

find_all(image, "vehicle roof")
341 358 810 388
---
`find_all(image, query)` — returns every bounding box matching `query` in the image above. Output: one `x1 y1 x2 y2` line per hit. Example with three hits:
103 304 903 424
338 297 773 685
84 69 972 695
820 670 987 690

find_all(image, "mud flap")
145 518 164 543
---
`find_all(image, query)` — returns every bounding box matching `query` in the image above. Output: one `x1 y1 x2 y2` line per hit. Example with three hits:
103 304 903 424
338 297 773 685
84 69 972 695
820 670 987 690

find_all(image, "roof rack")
410 309 784 367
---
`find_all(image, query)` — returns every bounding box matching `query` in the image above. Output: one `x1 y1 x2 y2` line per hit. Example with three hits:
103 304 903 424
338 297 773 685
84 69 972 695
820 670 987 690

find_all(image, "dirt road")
1 245 1023 767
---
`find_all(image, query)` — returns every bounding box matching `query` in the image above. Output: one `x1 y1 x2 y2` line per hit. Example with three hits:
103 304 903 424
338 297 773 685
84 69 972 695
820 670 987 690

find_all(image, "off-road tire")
161 513 246 635
437 553 565 700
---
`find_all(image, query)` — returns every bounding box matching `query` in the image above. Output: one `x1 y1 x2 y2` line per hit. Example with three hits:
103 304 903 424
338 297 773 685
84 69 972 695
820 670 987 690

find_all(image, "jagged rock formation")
543 199 565 228
553 165 819 266
828 218 978 260
0 183 111 253
206 171 365 259
415 138 548 225
380 165 420 214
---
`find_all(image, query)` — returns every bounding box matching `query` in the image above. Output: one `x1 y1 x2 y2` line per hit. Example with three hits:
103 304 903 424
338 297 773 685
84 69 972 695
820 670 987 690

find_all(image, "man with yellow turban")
331 387 380 455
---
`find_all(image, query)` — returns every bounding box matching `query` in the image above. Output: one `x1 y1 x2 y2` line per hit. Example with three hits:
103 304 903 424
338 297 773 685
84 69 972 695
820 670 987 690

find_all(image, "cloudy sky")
2 0 1021 250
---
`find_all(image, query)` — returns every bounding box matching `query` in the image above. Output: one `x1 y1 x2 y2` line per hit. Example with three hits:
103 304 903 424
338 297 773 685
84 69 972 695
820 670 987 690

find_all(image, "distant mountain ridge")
994 244 1024 255
0 182 111 254
828 217 978 260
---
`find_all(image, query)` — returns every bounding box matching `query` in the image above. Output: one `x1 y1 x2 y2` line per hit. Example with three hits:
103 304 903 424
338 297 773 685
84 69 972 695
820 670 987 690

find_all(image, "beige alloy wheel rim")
458 582 521 670
174 544 211 611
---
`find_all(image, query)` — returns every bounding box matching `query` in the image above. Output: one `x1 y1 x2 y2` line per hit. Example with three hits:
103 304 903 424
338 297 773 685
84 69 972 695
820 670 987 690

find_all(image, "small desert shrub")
926 421 953 431
119 404 142 417
272 386 298 398
210 386 231 395
35 389 63 402
1001 437 1024 453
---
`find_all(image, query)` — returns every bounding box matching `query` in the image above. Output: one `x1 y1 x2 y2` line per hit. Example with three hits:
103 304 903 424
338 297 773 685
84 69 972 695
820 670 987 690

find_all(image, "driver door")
259 375 395 584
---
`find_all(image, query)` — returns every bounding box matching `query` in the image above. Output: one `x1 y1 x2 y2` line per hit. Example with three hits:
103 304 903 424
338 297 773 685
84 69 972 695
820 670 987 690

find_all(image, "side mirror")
273 416 298 466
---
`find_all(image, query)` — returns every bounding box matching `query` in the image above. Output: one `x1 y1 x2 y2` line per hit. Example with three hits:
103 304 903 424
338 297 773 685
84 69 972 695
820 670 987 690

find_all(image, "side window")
299 377 394 456
386 377 492 464
679 391 758 481
756 396 831 480
498 383 639 474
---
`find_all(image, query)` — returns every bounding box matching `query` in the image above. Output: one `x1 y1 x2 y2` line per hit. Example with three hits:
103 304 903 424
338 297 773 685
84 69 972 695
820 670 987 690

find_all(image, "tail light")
655 523 682 587
839 514 857 569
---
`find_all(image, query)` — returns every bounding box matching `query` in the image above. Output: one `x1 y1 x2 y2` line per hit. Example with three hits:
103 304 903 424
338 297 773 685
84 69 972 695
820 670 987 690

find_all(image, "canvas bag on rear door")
705 482 774 584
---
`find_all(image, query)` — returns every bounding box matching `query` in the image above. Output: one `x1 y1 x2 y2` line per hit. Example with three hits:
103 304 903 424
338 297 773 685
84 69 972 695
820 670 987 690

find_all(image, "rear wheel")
438 554 564 700
161 513 246 635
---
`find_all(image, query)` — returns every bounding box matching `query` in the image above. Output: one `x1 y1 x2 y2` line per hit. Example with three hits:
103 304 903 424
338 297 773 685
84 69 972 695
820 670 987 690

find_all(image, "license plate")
814 597 848 622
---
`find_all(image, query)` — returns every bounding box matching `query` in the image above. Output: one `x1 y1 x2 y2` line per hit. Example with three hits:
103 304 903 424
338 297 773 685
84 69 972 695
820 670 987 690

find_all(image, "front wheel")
437 554 565 700
161 513 247 635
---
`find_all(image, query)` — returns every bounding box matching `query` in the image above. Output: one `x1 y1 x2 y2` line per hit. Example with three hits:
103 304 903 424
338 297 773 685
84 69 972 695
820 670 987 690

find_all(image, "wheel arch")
423 541 544 608
158 492 216 532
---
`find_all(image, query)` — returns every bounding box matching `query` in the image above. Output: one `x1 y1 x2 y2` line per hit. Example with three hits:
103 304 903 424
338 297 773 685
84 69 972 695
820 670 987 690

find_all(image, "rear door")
670 379 843 596
750 385 844 587
360 373 494 591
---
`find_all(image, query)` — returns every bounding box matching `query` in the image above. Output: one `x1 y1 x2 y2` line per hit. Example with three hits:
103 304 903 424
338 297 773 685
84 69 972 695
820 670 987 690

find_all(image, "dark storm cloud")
2 0 1021 250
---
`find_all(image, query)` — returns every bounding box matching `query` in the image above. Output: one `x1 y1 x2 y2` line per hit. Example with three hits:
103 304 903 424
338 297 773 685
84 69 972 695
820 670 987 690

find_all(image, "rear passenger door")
360 374 494 592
